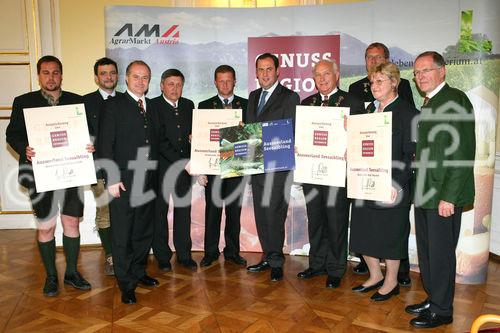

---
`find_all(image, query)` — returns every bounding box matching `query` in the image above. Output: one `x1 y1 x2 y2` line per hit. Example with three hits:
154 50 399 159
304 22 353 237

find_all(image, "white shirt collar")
126 89 146 110
218 94 234 104
427 81 446 99
162 94 178 108
321 87 338 101
98 88 115 100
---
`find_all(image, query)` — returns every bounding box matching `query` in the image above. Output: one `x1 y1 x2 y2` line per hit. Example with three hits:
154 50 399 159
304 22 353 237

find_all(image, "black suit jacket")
83 90 123 142
97 92 161 194
362 97 418 209
198 95 248 114
300 89 365 115
246 83 300 186
150 95 194 174
6 90 82 189
348 76 415 107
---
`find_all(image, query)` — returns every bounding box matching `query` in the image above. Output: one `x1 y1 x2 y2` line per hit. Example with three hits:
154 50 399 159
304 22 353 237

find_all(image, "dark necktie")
321 95 329 107
138 99 146 115
256 91 268 116
223 98 231 109
423 96 430 107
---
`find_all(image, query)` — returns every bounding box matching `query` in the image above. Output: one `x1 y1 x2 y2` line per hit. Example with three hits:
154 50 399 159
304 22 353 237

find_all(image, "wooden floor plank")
0 229 499 332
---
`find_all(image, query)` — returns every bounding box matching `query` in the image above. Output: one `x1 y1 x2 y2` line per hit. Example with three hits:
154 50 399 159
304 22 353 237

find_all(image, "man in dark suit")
151 69 197 271
349 42 415 107
245 53 300 281
83 57 121 276
406 51 475 329
98 60 160 304
6 55 91 297
299 59 365 288
348 42 414 286
197 65 248 267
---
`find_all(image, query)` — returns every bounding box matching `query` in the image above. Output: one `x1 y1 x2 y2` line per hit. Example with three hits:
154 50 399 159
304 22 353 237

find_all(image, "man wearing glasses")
406 51 475 328
348 42 414 287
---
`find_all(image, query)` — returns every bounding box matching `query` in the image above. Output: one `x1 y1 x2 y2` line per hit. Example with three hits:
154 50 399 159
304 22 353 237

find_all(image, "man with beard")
83 57 121 276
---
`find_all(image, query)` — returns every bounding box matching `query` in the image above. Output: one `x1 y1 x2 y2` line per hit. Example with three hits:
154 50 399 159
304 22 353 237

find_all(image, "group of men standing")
6 40 475 329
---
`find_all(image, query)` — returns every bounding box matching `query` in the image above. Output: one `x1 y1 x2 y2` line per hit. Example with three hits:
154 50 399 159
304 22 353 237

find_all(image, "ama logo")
110 23 180 46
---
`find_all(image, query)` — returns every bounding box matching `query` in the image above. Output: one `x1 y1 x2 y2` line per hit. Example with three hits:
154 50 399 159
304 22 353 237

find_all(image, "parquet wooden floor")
0 229 498 332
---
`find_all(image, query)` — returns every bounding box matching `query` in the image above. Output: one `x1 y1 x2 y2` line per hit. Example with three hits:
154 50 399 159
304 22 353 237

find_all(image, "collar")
218 94 234 104
127 89 146 110
162 94 178 108
426 81 446 99
99 88 116 100
262 79 279 96
320 88 338 101
41 89 62 106
373 94 398 112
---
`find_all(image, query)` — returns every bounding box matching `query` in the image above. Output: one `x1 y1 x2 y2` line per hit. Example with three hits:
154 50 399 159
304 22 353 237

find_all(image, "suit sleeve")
96 100 117 185
6 96 29 160
439 94 475 204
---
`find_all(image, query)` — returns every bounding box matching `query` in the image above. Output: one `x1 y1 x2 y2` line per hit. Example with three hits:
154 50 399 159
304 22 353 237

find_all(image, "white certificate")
294 106 349 186
347 112 392 201
23 103 96 192
191 108 242 175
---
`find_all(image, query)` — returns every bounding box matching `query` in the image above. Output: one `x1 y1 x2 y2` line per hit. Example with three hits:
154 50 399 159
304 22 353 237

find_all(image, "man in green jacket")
407 51 475 329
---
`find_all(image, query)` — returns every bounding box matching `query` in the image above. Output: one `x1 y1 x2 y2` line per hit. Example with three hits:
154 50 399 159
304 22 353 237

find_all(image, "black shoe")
270 267 283 281
371 285 399 301
224 254 247 266
64 271 91 291
139 275 159 287
410 311 453 328
158 263 172 272
398 275 412 287
352 279 384 293
247 261 270 272
326 276 341 289
352 262 368 275
297 268 326 279
43 275 59 297
405 299 431 315
178 258 198 270
200 255 218 267
121 290 137 304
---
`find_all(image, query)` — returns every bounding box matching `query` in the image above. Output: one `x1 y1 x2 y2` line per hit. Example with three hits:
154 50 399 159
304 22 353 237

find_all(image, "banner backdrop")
105 0 499 284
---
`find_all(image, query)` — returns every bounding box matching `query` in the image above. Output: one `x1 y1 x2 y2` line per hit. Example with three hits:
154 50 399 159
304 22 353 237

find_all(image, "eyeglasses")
369 78 390 86
413 67 441 77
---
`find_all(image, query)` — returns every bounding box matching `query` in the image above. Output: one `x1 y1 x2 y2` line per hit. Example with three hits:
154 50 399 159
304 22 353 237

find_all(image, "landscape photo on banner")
105 0 499 283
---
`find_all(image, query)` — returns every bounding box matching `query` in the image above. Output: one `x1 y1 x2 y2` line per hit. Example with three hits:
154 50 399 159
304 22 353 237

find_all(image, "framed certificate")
294 105 349 186
23 103 96 192
190 108 242 175
347 112 392 201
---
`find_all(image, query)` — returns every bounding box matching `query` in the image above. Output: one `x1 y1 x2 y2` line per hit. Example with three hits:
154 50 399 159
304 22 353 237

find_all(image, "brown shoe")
104 254 114 276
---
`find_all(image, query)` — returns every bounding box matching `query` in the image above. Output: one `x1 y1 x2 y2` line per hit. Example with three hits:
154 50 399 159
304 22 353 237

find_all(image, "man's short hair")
256 53 279 69
365 42 390 59
368 62 401 86
214 65 235 80
37 55 62 74
161 68 185 83
312 59 339 75
125 60 151 76
415 51 446 67
93 57 118 75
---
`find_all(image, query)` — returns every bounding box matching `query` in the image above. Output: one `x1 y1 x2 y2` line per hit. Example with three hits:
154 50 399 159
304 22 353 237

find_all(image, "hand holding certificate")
23 103 96 192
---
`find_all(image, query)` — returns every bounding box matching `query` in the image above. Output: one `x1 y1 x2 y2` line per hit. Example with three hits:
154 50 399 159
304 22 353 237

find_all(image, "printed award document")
347 112 392 201
23 103 96 192
219 118 294 179
190 108 242 175
294 105 349 186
